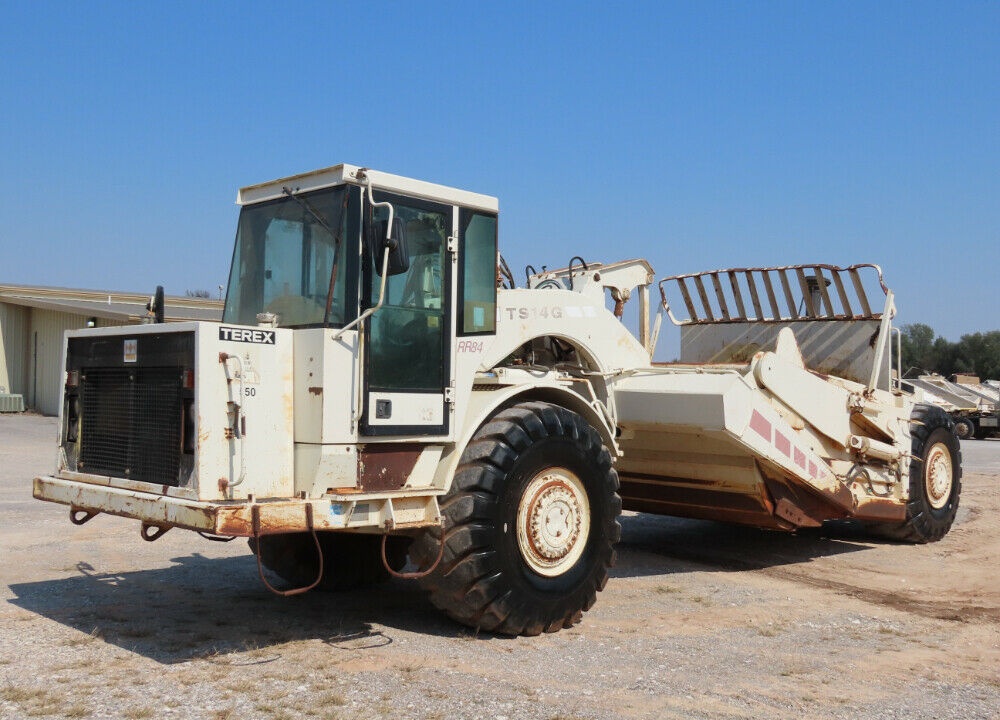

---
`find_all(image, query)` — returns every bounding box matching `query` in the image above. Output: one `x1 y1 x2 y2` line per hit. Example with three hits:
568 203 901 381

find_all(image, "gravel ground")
1 413 998 719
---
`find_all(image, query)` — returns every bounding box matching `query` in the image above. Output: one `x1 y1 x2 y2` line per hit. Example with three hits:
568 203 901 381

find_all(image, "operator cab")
221 164 498 436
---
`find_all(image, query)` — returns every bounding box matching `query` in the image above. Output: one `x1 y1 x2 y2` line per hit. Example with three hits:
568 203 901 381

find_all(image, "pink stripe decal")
750 410 772 442
794 447 807 469
775 432 791 456
808 460 818 478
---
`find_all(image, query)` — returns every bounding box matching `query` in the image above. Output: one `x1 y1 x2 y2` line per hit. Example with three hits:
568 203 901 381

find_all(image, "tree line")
899 324 1000 380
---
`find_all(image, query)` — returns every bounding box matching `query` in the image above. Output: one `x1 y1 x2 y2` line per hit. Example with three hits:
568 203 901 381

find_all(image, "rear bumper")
33 475 441 536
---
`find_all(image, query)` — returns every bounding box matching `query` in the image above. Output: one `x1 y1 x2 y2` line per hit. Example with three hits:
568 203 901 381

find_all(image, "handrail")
331 171 393 341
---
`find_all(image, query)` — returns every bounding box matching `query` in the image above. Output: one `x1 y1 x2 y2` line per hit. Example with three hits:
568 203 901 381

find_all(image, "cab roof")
237 164 499 214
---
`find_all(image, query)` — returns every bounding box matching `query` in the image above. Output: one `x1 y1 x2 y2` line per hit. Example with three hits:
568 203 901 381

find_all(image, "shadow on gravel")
8 515 884 662
612 512 875 578
7 552 466 664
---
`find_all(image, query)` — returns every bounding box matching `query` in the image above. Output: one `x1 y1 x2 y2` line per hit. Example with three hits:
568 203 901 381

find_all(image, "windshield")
223 186 357 327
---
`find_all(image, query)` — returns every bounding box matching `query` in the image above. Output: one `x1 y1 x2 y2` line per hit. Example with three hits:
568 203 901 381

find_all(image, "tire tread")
416 401 621 635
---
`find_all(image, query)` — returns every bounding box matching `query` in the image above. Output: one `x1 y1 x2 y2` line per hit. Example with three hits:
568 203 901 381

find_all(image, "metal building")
0 285 222 416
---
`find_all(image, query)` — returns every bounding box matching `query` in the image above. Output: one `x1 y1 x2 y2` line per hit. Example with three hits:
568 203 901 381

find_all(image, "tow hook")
69 508 98 525
140 523 171 542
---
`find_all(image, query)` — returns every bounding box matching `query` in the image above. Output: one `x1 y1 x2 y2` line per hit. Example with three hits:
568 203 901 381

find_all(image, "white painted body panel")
615 368 844 498
293 328 359 444
484 288 650 374
57 322 294 502
201 322 295 500
237 164 498 213
367 392 445 426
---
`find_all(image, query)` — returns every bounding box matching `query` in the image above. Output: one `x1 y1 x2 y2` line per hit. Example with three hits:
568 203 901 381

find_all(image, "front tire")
414 401 621 636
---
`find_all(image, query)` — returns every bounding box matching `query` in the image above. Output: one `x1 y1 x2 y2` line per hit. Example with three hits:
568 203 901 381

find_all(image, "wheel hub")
925 443 953 510
516 468 591 577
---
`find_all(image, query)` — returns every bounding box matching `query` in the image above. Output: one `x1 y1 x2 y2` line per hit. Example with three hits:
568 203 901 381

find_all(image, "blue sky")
1 1 997 352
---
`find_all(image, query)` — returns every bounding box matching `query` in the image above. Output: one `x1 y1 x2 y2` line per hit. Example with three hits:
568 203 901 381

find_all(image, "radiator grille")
79 367 183 486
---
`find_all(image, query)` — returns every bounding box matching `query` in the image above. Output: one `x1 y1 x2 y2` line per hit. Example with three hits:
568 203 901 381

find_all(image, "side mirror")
143 285 165 324
370 217 409 276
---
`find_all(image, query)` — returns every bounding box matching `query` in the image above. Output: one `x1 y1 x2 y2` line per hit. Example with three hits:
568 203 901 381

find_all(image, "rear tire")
953 417 975 440
876 403 962 543
249 532 408 591
413 401 621 636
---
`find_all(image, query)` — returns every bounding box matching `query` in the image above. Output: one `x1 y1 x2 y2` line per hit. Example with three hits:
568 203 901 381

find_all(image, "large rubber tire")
878 403 962 543
412 401 621 636
248 532 408 591
953 417 975 440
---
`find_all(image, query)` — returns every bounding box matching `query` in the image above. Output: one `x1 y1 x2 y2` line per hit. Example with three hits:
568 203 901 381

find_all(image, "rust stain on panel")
621 494 793 531
618 473 784 527
774 497 822 527
851 497 907 522
759 459 856 514
357 444 422 492
307 386 323 396
761 473 850 523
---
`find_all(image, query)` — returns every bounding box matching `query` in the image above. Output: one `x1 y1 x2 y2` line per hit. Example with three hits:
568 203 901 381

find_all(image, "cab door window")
365 195 451 392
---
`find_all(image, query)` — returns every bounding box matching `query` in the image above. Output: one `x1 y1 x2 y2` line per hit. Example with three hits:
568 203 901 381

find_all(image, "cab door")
360 191 452 436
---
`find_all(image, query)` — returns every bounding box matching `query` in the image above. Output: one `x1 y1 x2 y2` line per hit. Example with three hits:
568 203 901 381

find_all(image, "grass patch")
2 683 82 717
261 711 297 720
318 690 347 706
2 685 49 703
50 658 92 672
758 622 787 637
64 627 104 647
224 677 256 693
123 709 156 720
779 661 812 677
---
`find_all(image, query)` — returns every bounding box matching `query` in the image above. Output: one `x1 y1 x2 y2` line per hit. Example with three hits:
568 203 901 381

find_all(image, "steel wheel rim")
516 467 591 577
925 443 953 510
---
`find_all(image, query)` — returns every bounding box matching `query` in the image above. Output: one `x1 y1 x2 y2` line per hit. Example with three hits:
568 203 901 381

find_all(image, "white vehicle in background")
901 373 998 440
34 165 961 636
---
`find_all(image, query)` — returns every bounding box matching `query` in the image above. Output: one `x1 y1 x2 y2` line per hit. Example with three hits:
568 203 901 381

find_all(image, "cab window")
458 210 497 335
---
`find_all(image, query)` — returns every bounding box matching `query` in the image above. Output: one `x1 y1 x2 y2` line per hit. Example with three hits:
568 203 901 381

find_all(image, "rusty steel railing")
658 263 888 325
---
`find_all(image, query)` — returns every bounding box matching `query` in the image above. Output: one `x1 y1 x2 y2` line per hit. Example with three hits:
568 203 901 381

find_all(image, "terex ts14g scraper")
34 165 961 635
